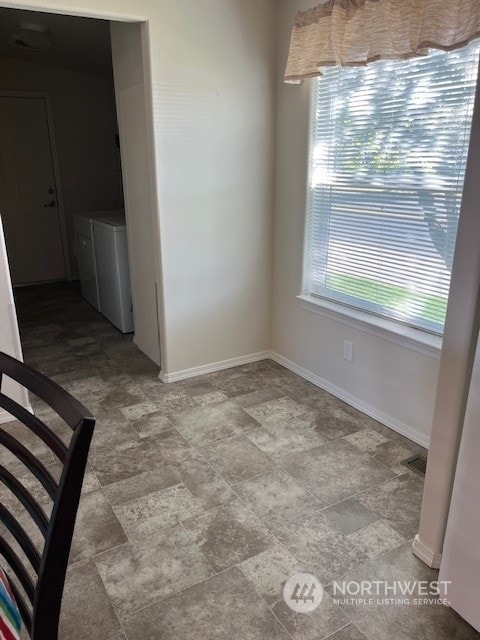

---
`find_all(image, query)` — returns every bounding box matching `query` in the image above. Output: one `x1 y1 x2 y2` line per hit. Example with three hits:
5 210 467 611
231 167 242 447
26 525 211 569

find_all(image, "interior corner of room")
0 3 480 634
0 0 477 472
0 0 478 457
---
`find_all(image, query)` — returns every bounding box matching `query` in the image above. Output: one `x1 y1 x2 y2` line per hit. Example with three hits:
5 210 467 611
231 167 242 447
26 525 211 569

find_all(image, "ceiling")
0 7 113 76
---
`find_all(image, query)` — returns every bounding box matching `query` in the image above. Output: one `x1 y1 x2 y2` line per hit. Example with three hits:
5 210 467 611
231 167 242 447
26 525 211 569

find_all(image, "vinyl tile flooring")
1 282 477 640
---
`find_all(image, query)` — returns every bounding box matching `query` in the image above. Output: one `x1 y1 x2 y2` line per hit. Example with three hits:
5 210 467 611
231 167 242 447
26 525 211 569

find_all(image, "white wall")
0 55 123 276
271 0 440 446
0 217 30 419
110 22 161 365
0 0 277 380
149 0 276 376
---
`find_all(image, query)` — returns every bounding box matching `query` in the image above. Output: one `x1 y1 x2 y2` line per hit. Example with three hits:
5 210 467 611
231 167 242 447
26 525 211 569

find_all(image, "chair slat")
0 351 96 640
0 393 68 463
7 575 32 635
0 504 41 574
0 352 92 429
0 429 58 500
0 537 35 604
0 465 48 537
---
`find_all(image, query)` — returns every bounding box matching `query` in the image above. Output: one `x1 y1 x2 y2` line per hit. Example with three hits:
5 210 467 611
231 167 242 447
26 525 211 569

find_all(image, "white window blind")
304 42 480 334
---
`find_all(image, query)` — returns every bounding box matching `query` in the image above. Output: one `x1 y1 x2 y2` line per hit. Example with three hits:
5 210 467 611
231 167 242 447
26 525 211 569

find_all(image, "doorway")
0 93 69 285
0 7 162 368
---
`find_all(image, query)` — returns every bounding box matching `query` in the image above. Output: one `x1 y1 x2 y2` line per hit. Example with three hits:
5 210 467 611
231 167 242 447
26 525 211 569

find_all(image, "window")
304 42 480 334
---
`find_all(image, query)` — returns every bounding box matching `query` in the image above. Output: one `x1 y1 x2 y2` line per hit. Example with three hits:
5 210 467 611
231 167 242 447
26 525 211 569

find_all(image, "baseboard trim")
269 351 430 449
157 347 429 448
412 534 442 568
158 351 271 384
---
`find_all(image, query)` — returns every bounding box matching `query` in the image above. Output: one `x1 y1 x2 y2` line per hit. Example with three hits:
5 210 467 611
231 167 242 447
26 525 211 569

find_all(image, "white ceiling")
0 7 113 76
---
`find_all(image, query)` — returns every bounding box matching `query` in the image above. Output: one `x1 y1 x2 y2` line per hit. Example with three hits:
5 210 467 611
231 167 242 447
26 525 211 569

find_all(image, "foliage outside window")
304 42 480 334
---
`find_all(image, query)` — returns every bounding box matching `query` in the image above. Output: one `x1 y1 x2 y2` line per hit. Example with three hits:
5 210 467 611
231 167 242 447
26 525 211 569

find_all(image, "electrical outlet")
343 340 354 362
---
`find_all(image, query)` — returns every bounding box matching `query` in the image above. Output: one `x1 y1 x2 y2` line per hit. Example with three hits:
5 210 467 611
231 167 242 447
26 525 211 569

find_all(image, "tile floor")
1 282 477 639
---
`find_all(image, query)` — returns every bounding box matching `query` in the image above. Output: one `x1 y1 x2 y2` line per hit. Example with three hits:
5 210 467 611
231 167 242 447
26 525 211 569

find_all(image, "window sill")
297 294 442 359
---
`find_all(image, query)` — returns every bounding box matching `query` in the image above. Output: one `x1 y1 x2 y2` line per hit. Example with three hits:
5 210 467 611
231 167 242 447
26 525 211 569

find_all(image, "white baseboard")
412 534 442 568
269 351 430 449
157 347 429 448
158 351 271 384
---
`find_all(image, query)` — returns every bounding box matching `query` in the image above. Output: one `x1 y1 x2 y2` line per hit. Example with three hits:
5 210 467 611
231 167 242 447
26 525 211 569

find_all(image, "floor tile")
1 419 54 464
122 567 291 640
244 396 328 460
356 474 425 539
120 400 159 421
345 429 392 453
146 389 199 414
99 381 147 411
59 559 122 640
193 390 229 406
281 439 396 506
90 430 194 485
329 543 479 640
69 488 128 563
172 401 259 446
271 591 349 640
209 370 267 398
17 283 472 640
173 454 236 510
239 543 301 606
245 396 309 422
129 410 174 438
274 511 368 586
113 482 205 537
81 468 101 494
89 409 139 451
235 469 324 530
181 380 218 396
232 387 285 409
183 500 277 571
371 440 427 476
199 435 275 483
313 406 369 440
348 520 406 559
325 624 369 640
323 498 379 535
103 467 178 506
95 523 214 616
153 429 199 467
247 422 327 462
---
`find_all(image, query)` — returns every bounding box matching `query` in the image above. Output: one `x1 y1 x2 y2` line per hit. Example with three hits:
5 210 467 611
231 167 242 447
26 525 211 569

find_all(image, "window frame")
299 51 477 351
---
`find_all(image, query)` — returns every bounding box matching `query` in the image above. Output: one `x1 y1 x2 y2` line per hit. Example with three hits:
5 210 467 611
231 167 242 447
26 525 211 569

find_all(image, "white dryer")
74 211 134 333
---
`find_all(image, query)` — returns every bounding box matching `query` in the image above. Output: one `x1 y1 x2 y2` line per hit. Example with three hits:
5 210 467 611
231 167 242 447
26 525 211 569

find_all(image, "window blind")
304 42 480 334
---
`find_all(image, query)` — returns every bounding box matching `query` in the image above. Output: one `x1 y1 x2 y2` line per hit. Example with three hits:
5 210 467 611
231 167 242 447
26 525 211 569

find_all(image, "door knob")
43 201 56 208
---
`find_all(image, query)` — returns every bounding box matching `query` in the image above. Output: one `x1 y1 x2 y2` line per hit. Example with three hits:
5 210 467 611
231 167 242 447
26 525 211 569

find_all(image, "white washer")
74 211 133 333
92 213 134 333
74 212 100 311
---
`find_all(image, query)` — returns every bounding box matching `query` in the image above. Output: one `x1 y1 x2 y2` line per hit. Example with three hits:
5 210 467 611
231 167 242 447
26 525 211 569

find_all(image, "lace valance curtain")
285 0 480 83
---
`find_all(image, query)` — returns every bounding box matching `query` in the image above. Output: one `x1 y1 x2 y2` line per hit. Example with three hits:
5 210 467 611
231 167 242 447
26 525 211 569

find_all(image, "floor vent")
402 455 427 476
